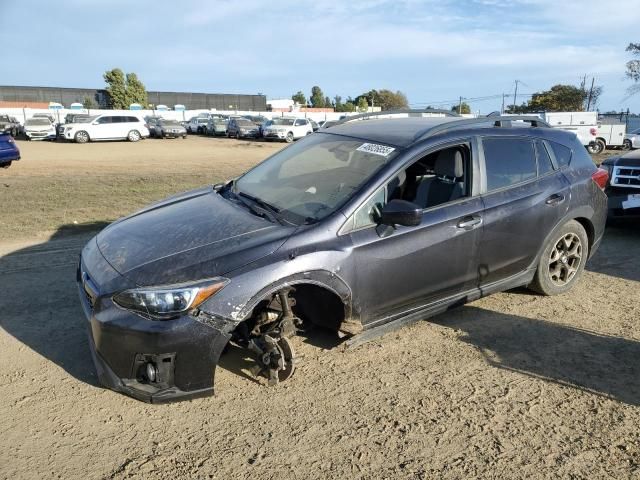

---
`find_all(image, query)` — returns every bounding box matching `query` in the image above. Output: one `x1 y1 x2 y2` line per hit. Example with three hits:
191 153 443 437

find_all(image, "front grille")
612 166 640 189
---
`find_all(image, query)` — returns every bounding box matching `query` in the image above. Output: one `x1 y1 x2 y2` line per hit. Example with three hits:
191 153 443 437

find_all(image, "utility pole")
512 80 520 111
501 93 506 114
458 96 463 114
586 77 595 111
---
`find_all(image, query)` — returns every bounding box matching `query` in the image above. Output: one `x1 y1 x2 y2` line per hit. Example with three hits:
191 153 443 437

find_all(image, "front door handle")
457 215 482 230
545 194 565 205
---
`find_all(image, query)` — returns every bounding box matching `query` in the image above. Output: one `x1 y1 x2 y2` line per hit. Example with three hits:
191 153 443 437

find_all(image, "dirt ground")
1 138 639 479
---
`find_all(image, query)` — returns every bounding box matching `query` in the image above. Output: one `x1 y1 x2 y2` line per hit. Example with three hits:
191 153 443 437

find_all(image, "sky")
1 0 639 113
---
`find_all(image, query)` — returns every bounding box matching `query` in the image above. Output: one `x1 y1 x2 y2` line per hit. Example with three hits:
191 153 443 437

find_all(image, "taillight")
591 168 609 190
589 127 597 136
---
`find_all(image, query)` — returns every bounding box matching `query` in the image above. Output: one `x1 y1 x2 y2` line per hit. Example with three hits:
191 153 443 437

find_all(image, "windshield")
271 118 295 126
161 120 182 126
26 119 51 126
631 128 640 135
0 115 10 122
232 133 398 224
237 119 254 126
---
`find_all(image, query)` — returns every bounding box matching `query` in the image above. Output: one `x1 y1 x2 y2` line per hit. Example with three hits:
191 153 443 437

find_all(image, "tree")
625 42 640 97
451 102 471 114
357 96 369 112
103 68 128 109
355 89 409 111
310 86 325 108
292 91 307 105
103 68 148 109
342 101 356 113
324 96 333 109
82 95 95 109
528 84 586 112
333 95 343 111
126 73 148 107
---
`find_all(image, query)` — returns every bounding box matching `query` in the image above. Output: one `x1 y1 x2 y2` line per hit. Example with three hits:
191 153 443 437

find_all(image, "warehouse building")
0 85 267 111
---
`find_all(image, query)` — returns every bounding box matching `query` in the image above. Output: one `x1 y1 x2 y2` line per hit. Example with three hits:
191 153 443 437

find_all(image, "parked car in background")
309 119 319 132
76 114 607 403
227 118 260 139
207 117 229 136
0 115 21 137
0 133 20 168
57 114 91 138
623 127 640 150
62 114 149 143
149 118 187 139
600 149 640 220
262 117 313 142
186 116 210 134
320 120 340 129
24 117 57 140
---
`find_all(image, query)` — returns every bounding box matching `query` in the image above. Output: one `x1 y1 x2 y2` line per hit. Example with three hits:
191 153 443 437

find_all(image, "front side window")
341 143 471 233
231 133 397 224
483 137 537 191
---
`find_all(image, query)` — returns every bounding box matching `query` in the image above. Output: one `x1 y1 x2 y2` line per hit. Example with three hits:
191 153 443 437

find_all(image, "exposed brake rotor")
249 335 296 386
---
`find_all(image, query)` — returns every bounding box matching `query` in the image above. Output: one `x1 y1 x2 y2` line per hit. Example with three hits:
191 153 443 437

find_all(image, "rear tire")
623 139 632 150
529 220 588 296
2 161 12 168
127 130 141 142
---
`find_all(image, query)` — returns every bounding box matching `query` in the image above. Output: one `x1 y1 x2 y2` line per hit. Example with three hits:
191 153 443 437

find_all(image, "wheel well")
574 217 594 252
292 284 345 332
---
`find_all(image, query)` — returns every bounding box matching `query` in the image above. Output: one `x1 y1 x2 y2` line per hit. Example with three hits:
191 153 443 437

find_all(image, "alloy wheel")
548 233 582 286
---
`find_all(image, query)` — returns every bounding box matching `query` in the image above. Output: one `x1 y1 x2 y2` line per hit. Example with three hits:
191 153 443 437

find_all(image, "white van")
63 114 150 143
542 112 600 153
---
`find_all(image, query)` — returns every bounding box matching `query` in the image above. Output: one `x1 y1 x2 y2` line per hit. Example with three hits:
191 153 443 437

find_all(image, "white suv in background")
263 117 313 142
63 114 150 143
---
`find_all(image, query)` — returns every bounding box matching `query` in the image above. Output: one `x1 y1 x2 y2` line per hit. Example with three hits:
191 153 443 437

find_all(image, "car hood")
602 150 640 167
96 187 295 286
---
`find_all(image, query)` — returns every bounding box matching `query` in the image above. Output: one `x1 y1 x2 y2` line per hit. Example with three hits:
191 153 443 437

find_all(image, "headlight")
113 277 229 319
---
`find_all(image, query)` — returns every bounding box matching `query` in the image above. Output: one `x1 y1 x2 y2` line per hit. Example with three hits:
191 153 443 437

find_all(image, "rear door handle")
457 215 482 230
545 194 565 205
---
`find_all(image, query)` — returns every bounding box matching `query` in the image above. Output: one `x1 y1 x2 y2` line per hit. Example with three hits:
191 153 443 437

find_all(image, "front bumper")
26 131 56 140
0 148 20 164
77 246 233 403
263 131 287 140
606 188 640 218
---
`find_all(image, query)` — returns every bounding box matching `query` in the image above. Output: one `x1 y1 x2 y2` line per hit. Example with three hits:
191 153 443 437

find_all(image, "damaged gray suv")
78 113 609 403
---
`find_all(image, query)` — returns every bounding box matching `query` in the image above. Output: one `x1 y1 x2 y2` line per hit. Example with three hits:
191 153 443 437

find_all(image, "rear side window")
483 138 537 191
127 116 140 123
535 140 554 175
97 116 112 124
549 141 572 167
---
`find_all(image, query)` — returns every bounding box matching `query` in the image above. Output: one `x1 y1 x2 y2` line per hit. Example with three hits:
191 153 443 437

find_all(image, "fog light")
145 363 158 382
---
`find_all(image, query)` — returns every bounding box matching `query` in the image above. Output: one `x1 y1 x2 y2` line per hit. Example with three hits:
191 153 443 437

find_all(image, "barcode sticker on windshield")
357 143 396 157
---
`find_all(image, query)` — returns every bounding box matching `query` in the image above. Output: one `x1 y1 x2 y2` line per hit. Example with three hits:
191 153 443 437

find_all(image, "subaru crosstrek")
77 113 608 403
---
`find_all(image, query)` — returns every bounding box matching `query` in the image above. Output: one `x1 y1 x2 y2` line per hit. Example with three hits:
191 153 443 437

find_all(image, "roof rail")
413 115 550 142
333 108 460 126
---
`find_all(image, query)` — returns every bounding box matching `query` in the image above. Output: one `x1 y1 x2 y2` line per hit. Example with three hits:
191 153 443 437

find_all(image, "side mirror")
380 199 422 227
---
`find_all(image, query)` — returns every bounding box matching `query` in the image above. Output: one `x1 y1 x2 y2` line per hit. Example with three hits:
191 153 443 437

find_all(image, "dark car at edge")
77 113 609 403
600 149 640 220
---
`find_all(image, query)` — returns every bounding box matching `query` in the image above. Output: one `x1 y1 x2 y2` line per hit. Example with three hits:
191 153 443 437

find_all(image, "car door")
476 135 570 287
91 116 112 139
343 139 483 327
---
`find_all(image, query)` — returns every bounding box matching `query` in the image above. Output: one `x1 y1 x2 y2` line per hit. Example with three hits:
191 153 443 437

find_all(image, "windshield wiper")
236 191 285 225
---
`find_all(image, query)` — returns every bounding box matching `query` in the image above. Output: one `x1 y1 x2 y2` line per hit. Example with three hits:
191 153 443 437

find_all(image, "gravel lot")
1 138 639 479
